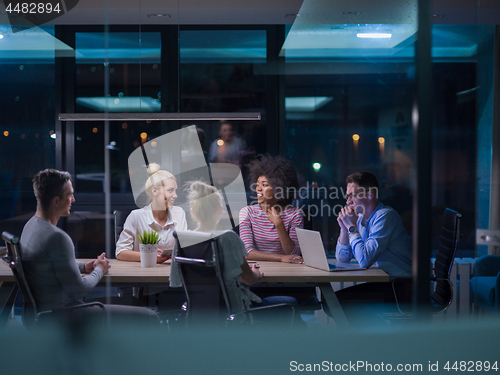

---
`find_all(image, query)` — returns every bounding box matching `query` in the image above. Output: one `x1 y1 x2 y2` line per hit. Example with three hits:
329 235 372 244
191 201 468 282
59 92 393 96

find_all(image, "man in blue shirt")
331 172 412 324
336 172 412 279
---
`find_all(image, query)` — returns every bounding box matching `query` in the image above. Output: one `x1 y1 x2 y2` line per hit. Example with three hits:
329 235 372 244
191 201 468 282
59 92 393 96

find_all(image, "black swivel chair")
248 207 319 311
173 230 296 329
2 231 104 329
392 208 462 315
114 211 187 325
113 210 143 300
114 209 132 244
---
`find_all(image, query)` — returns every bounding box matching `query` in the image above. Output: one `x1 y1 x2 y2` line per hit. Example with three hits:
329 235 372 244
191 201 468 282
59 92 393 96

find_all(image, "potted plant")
138 230 160 268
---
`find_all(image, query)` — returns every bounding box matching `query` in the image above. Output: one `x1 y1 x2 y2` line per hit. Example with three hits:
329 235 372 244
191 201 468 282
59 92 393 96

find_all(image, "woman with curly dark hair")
239 155 304 263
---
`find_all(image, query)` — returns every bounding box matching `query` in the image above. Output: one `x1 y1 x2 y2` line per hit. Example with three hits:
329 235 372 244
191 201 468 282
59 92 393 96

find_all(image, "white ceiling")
0 0 499 26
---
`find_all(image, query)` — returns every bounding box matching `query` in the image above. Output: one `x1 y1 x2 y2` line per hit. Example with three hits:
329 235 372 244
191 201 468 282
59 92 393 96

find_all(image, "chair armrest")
36 302 106 325
473 255 500 277
245 303 295 315
228 303 296 327
174 256 214 266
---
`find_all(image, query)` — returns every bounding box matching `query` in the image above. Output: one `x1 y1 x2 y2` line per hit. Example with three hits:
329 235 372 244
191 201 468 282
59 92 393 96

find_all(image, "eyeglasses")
346 192 365 200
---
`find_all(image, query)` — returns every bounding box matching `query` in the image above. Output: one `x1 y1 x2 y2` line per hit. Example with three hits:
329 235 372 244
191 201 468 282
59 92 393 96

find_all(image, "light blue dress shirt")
335 203 412 279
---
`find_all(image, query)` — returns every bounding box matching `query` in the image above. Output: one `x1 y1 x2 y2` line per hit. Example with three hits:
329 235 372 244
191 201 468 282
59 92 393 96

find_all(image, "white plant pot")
139 243 158 268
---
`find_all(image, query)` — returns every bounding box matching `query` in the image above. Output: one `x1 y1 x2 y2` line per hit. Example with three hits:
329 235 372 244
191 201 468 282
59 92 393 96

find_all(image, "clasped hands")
84 252 111 275
337 205 358 232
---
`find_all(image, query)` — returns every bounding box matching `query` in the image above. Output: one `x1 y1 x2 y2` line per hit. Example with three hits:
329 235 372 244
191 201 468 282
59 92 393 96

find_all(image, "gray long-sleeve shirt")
20 216 103 312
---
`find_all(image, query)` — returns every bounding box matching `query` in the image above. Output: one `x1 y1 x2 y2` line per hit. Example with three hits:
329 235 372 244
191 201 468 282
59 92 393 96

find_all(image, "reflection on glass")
74 32 162 194
285 18 482 257
75 32 161 114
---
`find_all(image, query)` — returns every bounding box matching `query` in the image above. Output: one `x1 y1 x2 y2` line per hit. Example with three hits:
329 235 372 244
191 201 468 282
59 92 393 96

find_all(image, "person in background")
208 121 247 167
20 169 160 326
170 180 304 325
116 163 188 262
239 155 304 263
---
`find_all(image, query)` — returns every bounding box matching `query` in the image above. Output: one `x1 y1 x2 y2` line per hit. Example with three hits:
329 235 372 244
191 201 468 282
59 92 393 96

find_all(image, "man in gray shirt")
20 169 159 325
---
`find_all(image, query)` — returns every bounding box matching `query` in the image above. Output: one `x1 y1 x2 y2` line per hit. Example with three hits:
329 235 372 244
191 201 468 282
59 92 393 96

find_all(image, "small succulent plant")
138 230 160 244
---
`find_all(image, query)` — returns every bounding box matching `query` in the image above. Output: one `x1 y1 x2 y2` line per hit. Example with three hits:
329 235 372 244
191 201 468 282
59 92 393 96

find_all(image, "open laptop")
295 228 366 272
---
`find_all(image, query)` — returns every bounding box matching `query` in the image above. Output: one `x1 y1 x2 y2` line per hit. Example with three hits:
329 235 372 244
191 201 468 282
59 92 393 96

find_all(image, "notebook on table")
295 228 366 272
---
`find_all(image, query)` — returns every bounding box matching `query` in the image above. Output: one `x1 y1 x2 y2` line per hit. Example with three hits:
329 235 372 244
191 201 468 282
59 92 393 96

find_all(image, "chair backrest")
114 210 132 243
173 231 231 325
2 231 38 327
431 208 461 307
302 207 314 231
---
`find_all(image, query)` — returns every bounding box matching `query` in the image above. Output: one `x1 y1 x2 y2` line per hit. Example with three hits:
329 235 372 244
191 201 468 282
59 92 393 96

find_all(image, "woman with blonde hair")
116 163 188 263
170 181 304 323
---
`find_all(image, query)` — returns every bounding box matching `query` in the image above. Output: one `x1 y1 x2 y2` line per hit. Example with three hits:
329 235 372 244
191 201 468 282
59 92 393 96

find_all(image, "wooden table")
0 258 389 328
63 259 388 283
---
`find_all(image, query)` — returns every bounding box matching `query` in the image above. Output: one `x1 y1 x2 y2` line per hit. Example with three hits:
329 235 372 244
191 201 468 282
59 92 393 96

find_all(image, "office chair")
114 211 187 326
2 231 105 329
470 255 500 313
302 207 314 231
173 230 296 329
250 207 319 312
114 210 132 244
114 210 143 300
391 208 462 315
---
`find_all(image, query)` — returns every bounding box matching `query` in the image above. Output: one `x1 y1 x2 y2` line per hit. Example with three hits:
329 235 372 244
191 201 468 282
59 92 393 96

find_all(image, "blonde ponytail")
187 181 222 227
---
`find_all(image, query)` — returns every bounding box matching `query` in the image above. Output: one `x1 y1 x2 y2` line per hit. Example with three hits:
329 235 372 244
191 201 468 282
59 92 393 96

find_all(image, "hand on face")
266 206 283 226
338 205 358 229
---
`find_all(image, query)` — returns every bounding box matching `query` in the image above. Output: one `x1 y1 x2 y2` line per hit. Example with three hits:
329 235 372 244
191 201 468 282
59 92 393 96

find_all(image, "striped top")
238 204 304 255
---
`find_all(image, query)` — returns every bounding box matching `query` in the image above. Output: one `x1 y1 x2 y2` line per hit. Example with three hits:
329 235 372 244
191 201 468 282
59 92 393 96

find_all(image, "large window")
179 29 269 175
0 25 56 236
74 31 162 194
284 23 487 259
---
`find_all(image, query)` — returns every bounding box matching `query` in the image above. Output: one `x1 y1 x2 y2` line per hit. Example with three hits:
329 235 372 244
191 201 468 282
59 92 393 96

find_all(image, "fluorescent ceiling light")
357 33 392 39
281 0 417 57
59 113 262 121
76 97 160 112
285 97 333 112
282 24 414 52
